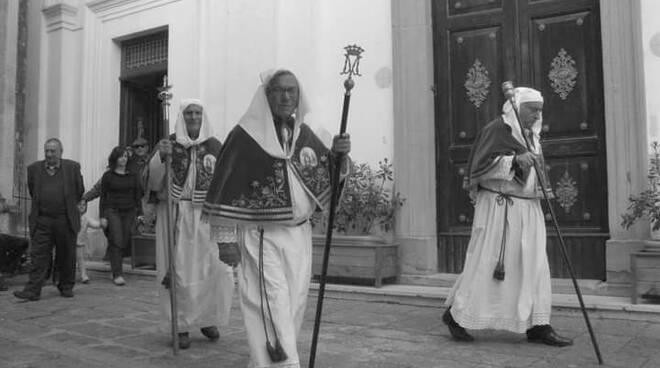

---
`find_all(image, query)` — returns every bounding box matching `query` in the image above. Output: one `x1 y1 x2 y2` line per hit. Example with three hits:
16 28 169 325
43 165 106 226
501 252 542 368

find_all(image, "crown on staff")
345 44 364 57
341 44 365 79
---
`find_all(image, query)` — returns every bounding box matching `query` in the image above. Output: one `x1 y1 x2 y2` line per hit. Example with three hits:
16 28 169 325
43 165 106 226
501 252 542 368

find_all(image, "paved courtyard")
1 271 660 368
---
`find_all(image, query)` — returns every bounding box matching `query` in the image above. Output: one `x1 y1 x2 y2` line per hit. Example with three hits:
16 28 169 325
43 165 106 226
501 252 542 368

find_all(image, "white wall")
0 0 18 204
76 0 393 189
24 0 393 255
641 0 660 144
212 0 394 167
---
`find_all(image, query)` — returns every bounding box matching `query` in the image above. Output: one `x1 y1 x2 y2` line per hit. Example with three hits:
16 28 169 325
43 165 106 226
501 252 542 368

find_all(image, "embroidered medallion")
231 161 289 209
299 147 318 168
555 170 578 213
464 59 491 108
197 153 216 190
548 48 578 100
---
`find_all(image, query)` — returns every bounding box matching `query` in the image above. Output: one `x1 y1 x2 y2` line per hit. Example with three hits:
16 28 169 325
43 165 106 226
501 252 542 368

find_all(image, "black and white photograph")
0 0 659 367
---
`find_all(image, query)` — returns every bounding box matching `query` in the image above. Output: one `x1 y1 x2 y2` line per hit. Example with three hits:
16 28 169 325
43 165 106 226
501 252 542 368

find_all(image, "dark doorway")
118 31 168 150
432 0 608 279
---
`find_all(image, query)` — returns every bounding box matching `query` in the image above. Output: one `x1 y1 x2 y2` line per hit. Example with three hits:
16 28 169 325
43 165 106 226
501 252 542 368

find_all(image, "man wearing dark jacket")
14 138 84 301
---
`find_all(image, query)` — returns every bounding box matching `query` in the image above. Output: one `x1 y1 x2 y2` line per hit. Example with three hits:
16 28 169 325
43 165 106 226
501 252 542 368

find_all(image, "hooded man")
203 69 351 367
442 87 573 347
145 99 234 349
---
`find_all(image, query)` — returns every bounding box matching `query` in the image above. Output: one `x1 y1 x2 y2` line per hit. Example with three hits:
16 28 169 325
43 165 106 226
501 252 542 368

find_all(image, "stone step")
308 282 660 320
86 262 659 317
399 272 631 297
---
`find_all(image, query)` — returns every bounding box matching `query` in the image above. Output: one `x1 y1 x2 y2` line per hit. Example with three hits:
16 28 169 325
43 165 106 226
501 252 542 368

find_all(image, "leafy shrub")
312 158 405 235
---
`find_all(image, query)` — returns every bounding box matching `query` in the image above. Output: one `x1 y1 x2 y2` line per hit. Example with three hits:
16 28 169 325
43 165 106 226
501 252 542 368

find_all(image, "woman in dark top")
100 146 141 286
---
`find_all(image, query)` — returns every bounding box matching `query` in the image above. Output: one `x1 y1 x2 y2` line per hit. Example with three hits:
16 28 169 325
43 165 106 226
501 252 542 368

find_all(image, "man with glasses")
127 136 150 178
203 69 351 367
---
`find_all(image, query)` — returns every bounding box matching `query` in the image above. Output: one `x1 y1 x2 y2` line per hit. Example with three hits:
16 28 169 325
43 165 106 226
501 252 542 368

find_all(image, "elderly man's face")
266 74 299 121
44 141 62 165
183 104 203 139
518 101 543 129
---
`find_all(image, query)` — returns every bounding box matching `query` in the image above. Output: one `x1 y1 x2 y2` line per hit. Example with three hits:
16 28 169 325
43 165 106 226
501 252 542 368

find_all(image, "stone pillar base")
396 236 437 275
606 238 645 284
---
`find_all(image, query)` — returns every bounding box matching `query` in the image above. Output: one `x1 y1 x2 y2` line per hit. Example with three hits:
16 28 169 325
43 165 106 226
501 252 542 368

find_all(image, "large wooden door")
432 0 608 279
118 31 168 149
119 75 165 148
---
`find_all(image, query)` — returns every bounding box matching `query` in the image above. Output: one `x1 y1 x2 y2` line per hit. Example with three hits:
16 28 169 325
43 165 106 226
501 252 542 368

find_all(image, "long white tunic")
148 151 234 332
236 161 315 368
445 155 552 333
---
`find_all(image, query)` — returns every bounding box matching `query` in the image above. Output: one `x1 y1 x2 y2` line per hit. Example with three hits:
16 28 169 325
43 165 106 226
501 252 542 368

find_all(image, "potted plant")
621 141 660 303
310 158 405 287
621 141 660 244
131 209 157 270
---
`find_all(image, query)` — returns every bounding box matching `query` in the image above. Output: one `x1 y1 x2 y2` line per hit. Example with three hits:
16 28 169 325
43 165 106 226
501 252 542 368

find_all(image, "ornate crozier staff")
501 81 603 365
157 75 179 355
308 44 364 368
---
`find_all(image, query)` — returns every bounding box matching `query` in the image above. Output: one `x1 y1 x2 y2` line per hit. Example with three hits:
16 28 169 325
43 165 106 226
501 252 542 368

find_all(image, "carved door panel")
433 0 607 279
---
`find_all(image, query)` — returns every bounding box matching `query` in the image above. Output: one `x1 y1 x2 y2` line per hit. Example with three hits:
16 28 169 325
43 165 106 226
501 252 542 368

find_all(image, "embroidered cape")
203 123 336 224
465 117 550 191
166 134 222 203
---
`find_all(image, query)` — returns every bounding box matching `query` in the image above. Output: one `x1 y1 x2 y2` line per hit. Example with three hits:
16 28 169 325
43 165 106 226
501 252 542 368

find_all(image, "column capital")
43 0 82 32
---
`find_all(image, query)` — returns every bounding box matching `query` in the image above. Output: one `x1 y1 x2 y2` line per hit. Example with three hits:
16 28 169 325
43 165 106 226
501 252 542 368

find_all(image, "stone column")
41 0 83 159
0 0 20 233
600 0 649 284
391 0 438 275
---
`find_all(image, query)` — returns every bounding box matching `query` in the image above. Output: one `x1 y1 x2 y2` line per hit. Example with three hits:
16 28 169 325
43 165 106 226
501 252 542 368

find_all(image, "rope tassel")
258 227 288 363
493 192 512 281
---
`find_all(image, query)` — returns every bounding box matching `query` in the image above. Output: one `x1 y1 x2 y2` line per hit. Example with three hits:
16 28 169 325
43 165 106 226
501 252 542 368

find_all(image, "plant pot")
644 240 660 253
311 234 398 287
650 224 660 241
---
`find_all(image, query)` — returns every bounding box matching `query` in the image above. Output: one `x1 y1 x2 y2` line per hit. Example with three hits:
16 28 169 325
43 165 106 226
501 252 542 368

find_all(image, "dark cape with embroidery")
167 133 222 203
465 117 549 190
203 123 336 224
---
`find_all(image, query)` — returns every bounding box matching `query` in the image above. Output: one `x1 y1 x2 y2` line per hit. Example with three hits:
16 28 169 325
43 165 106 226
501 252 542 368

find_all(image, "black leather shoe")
178 332 190 349
201 326 219 341
59 289 74 298
13 290 40 301
526 325 573 347
442 308 474 342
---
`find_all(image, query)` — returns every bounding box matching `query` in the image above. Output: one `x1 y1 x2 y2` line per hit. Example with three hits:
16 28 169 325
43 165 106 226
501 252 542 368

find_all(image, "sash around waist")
478 185 537 200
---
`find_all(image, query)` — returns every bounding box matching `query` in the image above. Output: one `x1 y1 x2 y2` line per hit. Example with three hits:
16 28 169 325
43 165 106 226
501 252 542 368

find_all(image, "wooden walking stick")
157 75 179 355
502 81 603 365
309 44 364 368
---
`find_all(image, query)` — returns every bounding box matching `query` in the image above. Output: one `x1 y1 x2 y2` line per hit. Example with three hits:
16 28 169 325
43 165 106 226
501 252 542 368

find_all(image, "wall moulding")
43 1 81 32
86 0 181 21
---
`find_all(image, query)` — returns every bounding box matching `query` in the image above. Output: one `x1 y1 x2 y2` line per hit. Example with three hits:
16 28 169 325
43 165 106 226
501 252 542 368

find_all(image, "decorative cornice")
87 0 137 13
43 0 81 32
86 0 181 21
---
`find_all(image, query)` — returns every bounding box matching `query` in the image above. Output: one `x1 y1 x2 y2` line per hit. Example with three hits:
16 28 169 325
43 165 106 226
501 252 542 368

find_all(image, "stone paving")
1 271 660 368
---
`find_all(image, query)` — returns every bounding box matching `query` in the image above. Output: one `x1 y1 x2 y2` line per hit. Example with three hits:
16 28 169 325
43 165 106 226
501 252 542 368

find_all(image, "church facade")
1 0 659 294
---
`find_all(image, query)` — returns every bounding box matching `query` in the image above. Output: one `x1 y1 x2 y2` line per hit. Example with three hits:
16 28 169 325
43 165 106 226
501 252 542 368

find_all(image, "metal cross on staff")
308 44 364 368
157 75 179 355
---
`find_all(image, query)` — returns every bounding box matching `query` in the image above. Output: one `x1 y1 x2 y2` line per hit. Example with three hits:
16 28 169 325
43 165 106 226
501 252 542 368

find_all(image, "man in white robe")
145 99 234 349
203 69 350 368
443 87 573 347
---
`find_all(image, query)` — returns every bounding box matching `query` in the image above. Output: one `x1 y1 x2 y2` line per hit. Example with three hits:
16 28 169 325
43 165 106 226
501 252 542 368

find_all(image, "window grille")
121 32 168 75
